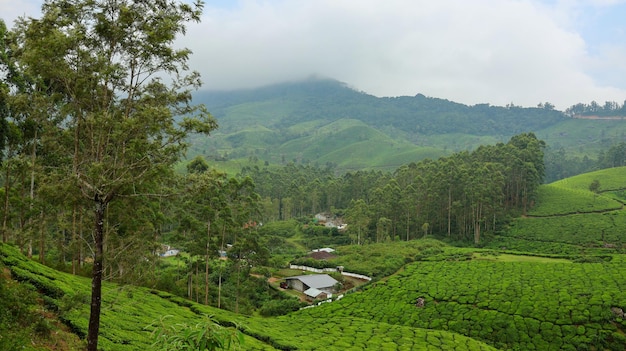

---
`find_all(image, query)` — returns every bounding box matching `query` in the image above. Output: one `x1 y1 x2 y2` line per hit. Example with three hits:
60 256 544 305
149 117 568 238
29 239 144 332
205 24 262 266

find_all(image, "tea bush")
298 258 626 350
528 184 622 216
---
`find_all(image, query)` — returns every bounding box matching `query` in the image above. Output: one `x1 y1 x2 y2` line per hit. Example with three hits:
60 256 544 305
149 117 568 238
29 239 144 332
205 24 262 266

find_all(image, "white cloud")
177 0 626 109
3 0 626 109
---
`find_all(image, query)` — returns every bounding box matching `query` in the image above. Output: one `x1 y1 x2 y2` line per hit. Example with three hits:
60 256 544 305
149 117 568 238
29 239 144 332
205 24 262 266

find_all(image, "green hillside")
488 167 626 254
535 119 626 156
0 242 499 351
302 257 626 351
551 166 626 191
191 78 626 173
3 167 626 350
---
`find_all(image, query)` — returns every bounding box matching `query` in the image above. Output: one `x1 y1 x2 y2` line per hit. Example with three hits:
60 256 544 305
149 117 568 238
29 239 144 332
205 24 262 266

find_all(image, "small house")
304 287 328 301
285 274 338 296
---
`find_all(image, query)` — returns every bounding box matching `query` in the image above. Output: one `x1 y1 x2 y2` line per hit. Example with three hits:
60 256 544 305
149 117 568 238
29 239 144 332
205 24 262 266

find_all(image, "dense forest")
239 132 544 244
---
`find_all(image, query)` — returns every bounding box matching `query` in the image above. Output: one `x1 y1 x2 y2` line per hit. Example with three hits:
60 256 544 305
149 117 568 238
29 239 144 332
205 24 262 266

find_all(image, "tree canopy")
3 0 215 349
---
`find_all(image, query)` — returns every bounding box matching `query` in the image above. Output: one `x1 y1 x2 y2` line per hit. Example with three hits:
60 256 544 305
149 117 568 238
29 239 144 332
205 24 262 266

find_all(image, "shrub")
149 315 243 351
259 299 304 317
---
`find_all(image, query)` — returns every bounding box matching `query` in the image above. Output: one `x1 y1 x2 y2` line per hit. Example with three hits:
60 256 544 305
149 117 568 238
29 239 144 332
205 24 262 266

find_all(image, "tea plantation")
2 167 626 350
0 243 497 350
298 257 626 350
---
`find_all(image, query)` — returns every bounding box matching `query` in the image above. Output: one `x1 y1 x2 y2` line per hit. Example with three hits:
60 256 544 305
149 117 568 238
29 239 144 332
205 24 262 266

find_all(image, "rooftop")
286 274 338 289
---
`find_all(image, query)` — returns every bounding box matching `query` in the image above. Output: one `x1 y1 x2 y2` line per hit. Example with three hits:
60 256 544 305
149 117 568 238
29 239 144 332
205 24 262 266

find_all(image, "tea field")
0 243 498 350
2 167 626 350
550 166 626 192
298 256 626 350
489 166 626 255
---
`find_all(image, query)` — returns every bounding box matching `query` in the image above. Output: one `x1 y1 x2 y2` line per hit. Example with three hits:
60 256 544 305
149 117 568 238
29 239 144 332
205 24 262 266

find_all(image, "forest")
238 132 545 244
1 0 626 350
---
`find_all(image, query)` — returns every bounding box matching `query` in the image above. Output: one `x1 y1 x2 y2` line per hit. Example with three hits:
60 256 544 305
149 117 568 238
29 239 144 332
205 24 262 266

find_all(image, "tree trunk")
39 211 45 265
235 261 240 314
447 187 452 237
406 209 410 241
204 220 211 305
195 261 199 303
218 223 226 309
218 269 222 309
31 129 38 260
474 222 480 244
87 196 106 351
72 206 77 275
2 161 10 243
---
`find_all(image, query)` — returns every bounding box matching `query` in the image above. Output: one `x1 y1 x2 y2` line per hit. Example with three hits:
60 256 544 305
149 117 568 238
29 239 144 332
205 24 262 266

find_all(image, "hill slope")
190 78 626 172
0 243 498 351
3 168 626 350
487 166 626 254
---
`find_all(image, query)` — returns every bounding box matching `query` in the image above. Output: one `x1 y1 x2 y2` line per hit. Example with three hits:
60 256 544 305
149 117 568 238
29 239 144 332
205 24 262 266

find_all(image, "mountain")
190 78 626 172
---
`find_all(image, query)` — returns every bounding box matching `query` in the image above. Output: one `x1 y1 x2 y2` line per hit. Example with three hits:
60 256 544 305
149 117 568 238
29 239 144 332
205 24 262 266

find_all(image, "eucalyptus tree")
183 169 229 306
345 198 370 245
9 1 216 350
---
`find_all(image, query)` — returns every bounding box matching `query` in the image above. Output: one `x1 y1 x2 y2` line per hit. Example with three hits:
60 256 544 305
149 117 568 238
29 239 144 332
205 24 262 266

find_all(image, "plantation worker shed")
285 274 338 294
303 287 329 301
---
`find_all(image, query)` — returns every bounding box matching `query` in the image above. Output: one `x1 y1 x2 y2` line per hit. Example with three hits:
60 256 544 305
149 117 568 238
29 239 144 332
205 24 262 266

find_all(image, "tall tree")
345 199 369 245
10 1 215 350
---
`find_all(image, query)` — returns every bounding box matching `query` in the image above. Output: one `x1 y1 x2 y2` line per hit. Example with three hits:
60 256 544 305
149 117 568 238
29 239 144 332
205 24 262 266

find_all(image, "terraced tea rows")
0 243 498 350
299 258 626 350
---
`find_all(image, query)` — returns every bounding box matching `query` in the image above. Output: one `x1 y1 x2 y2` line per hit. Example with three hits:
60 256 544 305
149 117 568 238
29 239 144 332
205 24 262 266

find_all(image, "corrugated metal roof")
286 274 338 289
304 287 325 298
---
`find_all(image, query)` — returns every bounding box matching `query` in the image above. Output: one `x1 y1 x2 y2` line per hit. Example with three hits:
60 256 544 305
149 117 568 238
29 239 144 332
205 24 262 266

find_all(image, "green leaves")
150 315 243 351
300 256 626 351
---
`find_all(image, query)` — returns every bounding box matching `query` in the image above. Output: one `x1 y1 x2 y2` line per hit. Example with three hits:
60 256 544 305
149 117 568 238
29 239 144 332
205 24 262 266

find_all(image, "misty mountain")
190 78 626 172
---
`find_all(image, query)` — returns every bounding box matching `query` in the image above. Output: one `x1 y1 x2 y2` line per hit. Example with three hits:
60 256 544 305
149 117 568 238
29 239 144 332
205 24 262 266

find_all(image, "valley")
2 166 626 350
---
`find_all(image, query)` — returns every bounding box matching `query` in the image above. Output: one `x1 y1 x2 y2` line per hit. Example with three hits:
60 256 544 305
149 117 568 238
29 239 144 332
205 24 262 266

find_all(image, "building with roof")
285 274 339 297
303 287 329 301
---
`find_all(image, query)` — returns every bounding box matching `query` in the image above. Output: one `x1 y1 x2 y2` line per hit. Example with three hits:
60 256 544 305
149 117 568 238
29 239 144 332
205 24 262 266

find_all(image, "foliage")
565 100 626 117
0 252 84 350
292 239 460 278
1 241 501 351
493 166 626 256
0 264 40 350
243 133 544 245
300 257 626 351
258 298 305 317
551 166 626 192
501 212 626 247
6 0 216 349
527 184 622 216
150 315 243 351
257 219 300 238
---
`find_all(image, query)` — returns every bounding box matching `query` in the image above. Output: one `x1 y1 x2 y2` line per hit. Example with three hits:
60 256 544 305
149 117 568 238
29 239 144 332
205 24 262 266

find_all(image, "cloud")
179 0 626 109
3 0 625 109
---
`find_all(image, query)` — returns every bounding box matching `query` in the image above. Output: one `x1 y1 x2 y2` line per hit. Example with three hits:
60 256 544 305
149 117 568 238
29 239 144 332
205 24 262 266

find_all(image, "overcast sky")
2 0 626 110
